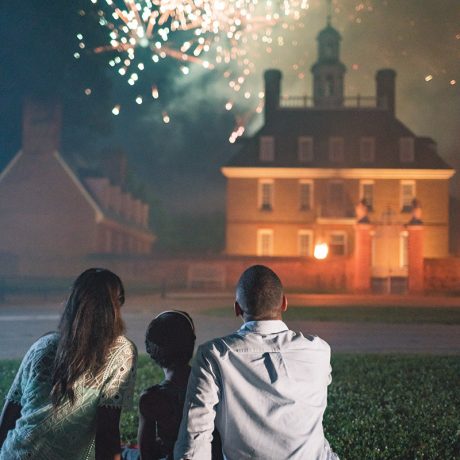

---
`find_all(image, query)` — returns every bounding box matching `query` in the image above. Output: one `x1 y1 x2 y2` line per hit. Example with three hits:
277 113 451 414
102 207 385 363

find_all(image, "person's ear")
280 295 288 312
234 301 243 317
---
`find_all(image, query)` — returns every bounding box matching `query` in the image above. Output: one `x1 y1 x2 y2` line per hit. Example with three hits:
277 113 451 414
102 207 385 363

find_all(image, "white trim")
53 151 104 222
399 230 409 268
221 167 455 180
317 217 356 225
0 150 24 184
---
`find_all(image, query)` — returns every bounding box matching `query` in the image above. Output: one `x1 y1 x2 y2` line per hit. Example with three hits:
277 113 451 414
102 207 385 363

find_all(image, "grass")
204 306 460 324
1 355 459 459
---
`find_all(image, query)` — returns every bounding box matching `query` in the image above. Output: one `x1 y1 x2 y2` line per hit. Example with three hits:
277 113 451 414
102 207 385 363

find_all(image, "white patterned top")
1 333 137 460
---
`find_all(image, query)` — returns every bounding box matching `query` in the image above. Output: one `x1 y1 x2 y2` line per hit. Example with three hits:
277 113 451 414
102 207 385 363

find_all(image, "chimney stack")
376 69 396 116
22 97 61 155
264 69 282 122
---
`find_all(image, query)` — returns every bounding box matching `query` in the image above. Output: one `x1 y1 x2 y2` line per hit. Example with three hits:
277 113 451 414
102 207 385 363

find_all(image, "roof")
226 107 453 170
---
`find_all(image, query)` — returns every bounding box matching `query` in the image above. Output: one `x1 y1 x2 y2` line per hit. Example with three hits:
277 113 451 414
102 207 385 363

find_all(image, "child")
138 310 222 460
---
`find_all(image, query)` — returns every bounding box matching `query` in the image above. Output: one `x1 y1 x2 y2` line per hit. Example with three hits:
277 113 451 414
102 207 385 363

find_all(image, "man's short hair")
236 265 283 318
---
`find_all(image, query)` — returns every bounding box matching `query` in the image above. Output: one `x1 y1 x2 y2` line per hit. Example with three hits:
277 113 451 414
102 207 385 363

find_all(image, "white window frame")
257 229 274 256
399 137 415 163
328 231 347 256
329 137 344 162
360 180 375 210
258 179 274 211
299 180 313 211
400 180 416 212
360 137 375 163
400 230 409 268
298 136 314 162
260 136 275 162
298 230 313 257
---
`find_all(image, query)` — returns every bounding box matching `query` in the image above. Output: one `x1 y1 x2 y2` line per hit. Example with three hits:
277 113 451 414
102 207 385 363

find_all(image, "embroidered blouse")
0 332 137 460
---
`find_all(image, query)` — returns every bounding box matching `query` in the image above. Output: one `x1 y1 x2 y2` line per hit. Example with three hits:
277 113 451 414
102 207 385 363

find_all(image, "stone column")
407 224 424 293
353 223 372 292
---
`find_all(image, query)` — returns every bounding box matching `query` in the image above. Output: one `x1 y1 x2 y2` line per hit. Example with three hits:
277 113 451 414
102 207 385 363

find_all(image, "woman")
0 268 137 460
137 310 222 460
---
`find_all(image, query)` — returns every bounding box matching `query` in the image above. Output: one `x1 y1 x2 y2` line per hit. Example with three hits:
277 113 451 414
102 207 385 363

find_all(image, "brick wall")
424 257 460 292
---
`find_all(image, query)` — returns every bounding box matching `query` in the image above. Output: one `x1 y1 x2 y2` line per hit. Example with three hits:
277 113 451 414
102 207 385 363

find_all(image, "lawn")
204 306 460 324
1 355 459 459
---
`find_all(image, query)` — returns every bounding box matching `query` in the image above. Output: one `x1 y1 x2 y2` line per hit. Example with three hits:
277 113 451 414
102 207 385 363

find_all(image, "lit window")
298 230 313 257
399 137 414 162
329 137 344 162
360 137 375 163
260 136 275 161
259 180 274 211
329 232 347 256
298 137 314 162
400 181 415 212
360 180 374 209
299 181 313 211
257 229 273 256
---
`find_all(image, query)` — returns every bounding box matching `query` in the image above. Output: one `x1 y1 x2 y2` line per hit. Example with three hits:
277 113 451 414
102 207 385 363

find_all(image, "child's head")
145 310 196 369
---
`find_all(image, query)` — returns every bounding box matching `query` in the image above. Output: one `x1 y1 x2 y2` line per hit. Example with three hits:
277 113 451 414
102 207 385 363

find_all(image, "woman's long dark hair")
51 268 125 406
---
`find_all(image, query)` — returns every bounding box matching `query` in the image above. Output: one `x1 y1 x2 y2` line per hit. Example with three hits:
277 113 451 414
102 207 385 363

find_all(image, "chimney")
22 97 61 155
376 69 396 116
264 69 282 122
101 150 128 187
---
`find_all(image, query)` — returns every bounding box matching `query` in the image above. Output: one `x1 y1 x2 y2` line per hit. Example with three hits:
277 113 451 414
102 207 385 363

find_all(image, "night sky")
1 0 459 215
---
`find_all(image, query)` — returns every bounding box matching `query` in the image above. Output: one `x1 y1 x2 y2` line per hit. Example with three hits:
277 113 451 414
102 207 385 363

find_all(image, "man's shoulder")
197 328 331 354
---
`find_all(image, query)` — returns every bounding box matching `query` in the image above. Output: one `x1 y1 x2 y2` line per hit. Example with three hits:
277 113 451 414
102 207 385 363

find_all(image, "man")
174 265 338 460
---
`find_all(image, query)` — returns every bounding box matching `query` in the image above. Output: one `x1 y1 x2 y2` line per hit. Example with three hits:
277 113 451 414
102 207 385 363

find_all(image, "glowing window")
400 181 415 212
329 232 347 256
360 180 374 209
257 229 274 256
299 181 313 211
259 180 274 211
298 230 313 257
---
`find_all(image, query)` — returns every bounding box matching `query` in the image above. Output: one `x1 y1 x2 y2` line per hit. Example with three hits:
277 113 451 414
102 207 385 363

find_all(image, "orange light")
314 242 328 260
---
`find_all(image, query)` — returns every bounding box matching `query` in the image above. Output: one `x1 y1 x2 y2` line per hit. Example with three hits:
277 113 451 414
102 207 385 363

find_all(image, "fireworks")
77 0 309 135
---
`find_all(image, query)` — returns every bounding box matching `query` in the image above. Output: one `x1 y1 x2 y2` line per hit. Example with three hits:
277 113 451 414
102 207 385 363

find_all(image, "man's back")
175 320 337 460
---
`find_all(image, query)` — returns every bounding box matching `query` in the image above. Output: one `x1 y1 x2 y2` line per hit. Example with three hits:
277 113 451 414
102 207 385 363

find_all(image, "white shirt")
174 320 339 460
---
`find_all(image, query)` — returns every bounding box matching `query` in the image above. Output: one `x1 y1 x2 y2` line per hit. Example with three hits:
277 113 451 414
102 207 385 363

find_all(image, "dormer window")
360 137 375 163
298 137 314 162
260 136 275 162
329 137 344 162
399 137 414 162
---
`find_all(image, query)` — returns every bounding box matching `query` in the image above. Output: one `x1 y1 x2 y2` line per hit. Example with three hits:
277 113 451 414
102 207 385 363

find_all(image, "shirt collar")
238 320 289 335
